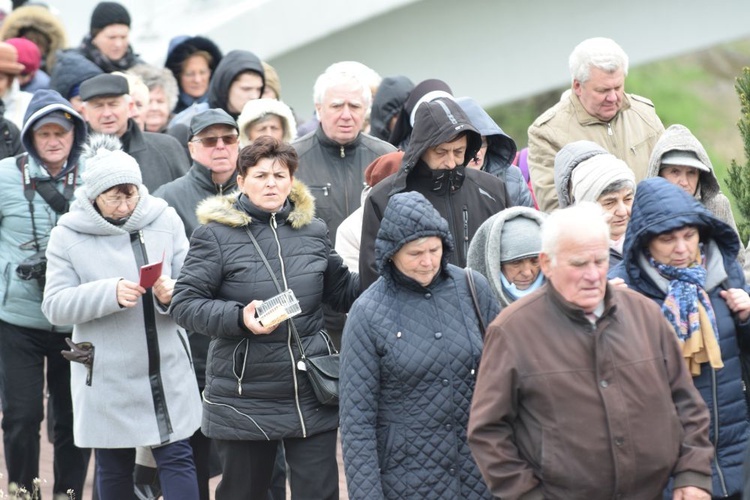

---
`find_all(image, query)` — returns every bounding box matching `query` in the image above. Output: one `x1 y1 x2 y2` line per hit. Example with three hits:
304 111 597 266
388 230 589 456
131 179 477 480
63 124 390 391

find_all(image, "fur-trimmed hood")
196 179 314 229
0 5 68 71
237 98 297 147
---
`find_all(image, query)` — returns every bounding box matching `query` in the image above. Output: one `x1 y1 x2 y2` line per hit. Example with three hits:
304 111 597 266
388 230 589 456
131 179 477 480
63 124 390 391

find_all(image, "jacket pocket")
307 184 332 221
176 329 193 369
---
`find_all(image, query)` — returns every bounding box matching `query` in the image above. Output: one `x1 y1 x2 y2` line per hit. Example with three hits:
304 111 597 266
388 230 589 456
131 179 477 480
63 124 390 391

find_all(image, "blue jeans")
0 319 86 496
96 439 199 500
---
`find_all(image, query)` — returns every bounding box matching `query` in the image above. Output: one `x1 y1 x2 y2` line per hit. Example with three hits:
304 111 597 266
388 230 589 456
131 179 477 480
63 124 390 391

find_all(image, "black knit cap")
90 2 131 36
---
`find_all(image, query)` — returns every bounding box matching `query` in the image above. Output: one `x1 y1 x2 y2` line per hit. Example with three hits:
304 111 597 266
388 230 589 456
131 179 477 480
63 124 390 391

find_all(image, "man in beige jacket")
528 37 664 212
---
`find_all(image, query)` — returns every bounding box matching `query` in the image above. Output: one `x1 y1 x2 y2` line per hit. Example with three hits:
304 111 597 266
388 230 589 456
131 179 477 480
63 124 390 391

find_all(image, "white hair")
541 202 610 263
324 60 381 91
568 37 629 83
128 64 179 111
312 68 372 108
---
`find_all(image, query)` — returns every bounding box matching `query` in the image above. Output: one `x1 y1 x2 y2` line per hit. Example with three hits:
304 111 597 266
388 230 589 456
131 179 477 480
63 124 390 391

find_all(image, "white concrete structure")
54 0 750 118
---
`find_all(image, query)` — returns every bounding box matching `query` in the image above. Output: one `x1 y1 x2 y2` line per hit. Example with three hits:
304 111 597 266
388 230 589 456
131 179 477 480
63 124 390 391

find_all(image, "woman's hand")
242 300 280 335
720 288 750 322
152 276 176 306
117 279 146 308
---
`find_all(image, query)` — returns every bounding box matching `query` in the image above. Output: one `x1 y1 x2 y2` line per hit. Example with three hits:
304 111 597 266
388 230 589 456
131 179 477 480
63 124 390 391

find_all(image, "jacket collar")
570 91 632 126
196 179 315 228
314 125 362 156
545 281 617 327
189 160 238 194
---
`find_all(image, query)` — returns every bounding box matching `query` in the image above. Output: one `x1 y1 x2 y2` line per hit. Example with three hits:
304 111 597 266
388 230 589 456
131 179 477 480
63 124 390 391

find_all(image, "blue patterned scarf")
648 250 723 375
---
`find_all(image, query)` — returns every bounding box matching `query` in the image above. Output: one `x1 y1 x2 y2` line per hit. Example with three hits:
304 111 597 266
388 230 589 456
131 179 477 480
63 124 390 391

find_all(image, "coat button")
448 467 456 475
424 292 432 299
442 379 449 386
600 380 609 388
615 437 624 447
445 423 452 431
434 332 443 339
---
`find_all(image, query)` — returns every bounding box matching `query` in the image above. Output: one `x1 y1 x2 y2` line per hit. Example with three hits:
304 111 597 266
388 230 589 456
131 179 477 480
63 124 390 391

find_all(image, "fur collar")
196 179 315 228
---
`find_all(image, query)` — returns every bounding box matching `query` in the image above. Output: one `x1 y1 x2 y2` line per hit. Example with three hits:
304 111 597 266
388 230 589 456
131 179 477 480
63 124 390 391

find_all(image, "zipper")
462 207 469 263
2 263 10 306
607 122 613 136
710 368 728 496
270 213 307 437
311 183 331 197
339 145 345 158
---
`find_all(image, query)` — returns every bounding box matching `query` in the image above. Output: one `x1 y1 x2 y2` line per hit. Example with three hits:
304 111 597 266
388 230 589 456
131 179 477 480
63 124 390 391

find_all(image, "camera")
16 250 47 284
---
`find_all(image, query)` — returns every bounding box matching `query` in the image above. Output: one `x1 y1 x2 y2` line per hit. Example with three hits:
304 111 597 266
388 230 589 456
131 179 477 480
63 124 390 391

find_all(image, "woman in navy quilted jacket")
340 191 500 499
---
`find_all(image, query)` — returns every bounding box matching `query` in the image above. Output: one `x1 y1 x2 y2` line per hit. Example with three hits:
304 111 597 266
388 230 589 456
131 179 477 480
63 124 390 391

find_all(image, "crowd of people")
0 1 749 499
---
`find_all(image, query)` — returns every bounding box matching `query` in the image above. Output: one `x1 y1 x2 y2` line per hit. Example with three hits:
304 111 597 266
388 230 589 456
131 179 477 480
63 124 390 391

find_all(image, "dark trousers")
190 428 211 500
0 319 86 496
215 429 338 500
96 438 199 500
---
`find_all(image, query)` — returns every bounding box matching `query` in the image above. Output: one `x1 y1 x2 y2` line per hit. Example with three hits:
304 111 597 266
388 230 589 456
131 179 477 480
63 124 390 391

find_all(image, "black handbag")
244 227 340 406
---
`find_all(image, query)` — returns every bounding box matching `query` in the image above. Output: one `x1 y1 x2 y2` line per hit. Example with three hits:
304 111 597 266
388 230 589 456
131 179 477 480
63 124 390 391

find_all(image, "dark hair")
238 136 298 177
103 184 137 196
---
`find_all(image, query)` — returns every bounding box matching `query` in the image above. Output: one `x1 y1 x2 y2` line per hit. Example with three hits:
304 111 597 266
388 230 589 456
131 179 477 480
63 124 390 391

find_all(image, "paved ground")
0 402 349 499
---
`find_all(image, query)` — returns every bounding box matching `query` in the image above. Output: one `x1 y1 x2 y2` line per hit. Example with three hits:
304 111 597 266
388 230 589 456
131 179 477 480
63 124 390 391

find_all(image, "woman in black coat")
170 136 358 499
340 191 499 499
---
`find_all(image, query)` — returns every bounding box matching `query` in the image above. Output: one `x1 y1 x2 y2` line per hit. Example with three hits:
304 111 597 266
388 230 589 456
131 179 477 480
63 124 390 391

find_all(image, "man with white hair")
527 37 664 212
292 66 395 346
468 203 713 500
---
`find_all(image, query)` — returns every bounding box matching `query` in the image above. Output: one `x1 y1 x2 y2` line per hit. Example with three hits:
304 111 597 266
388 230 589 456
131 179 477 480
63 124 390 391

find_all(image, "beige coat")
528 91 664 212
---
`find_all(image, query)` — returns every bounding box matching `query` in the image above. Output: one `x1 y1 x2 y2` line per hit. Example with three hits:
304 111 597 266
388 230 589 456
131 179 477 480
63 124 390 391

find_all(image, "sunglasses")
191 134 239 147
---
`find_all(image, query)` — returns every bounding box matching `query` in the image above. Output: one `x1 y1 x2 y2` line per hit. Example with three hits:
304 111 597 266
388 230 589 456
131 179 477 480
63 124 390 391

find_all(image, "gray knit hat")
571 154 635 203
499 217 542 263
81 134 142 200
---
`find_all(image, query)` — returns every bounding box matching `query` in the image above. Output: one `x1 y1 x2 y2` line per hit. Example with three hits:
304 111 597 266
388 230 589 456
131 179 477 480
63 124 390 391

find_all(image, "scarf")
649 251 723 376
500 271 544 301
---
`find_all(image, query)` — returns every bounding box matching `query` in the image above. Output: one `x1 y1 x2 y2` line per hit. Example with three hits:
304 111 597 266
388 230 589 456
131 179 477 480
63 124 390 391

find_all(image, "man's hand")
720 287 750 322
672 486 710 500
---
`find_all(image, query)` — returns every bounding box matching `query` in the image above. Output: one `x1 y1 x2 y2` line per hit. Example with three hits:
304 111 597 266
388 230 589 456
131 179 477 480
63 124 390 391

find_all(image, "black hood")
207 50 265 115
370 75 414 142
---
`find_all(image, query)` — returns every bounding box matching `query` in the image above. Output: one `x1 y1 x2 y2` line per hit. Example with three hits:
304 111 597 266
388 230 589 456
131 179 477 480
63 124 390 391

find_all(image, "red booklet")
139 251 165 288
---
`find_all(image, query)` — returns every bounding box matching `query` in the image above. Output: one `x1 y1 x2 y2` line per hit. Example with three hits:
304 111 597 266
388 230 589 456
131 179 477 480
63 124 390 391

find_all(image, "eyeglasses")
190 134 239 147
99 195 140 207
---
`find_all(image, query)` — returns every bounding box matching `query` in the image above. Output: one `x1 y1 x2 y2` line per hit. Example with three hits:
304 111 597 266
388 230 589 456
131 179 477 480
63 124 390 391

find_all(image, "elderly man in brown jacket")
468 202 713 500
528 37 664 213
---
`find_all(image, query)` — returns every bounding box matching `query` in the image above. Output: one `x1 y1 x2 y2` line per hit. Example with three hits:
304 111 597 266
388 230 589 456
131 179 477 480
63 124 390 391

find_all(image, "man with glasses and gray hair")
80 73 188 191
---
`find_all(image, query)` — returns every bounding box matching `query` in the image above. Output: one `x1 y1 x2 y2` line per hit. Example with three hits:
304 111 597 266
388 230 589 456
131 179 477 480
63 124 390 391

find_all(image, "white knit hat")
571 154 635 203
81 134 142 200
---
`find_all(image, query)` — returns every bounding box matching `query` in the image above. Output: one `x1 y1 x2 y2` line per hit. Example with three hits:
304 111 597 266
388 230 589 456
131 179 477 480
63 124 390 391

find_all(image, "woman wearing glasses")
41 134 203 499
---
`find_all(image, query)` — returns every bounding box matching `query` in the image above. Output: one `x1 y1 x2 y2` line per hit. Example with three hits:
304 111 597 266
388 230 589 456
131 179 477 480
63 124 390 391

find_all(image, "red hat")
365 151 404 188
5 38 40 76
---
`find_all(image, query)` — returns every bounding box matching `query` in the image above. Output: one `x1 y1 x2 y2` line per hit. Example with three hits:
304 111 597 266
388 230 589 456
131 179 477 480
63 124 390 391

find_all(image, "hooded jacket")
528 90 664 213
456 96 532 207
369 75 414 142
553 139 608 208
0 5 68 71
49 50 103 101
237 98 297 148
609 177 750 498
41 189 202 448
646 124 741 251
360 98 510 290
167 50 265 151
165 36 223 114
467 206 546 310
341 191 499 499
169 181 359 441
0 89 86 330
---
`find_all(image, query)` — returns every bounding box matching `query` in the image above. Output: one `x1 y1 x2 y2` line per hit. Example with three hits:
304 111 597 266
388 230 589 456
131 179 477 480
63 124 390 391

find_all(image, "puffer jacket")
609 177 750 498
341 191 499 499
528 90 664 213
456 96 533 208
467 206 546 310
170 180 359 440
360 98 510 290
646 124 743 263
0 90 86 330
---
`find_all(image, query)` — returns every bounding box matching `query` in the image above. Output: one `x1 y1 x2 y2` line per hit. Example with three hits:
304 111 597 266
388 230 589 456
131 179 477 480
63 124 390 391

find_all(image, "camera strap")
16 154 77 214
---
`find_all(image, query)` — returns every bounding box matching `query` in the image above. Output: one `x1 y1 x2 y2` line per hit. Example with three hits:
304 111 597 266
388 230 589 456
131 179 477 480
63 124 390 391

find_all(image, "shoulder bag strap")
243 226 307 357
465 267 487 338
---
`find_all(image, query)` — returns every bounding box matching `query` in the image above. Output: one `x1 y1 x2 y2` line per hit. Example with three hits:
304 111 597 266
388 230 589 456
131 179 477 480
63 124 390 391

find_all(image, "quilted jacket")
170 180 359 441
609 177 750 497
341 191 499 499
